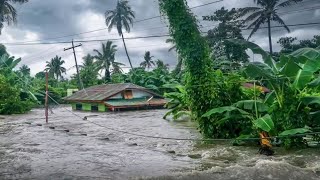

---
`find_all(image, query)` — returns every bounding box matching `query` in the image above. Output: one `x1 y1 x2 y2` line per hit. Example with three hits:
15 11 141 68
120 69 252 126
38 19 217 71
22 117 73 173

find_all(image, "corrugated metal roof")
105 98 167 107
64 83 162 102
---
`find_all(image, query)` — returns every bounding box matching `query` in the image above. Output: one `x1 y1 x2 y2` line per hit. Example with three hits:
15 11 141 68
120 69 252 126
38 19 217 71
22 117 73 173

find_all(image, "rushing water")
0 106 320 180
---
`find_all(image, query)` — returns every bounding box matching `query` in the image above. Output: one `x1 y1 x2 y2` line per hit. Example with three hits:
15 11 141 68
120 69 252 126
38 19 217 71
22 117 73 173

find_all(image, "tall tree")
0 0 28 34
78 54 99 87
166 38 184 77
19 64 30 76
94 41 123 83
159 0 217 137
105 0 135 69
45 55 66 81
203 7 249 69
239 0 303 54
140 51 155 69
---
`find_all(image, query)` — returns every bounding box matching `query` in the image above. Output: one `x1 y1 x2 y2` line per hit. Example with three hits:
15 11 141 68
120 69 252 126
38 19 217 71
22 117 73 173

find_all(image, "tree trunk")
160 0 217 137
121 34 134 69
105 66 111 83
267 17 273 54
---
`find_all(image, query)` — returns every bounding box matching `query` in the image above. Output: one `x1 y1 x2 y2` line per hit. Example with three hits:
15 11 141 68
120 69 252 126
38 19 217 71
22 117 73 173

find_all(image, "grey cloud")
1 0 319 76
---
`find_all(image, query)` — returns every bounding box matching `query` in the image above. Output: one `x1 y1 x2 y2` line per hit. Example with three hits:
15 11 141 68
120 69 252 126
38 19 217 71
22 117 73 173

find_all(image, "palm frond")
277 0 303 8
238 7 261 17
247 16 266 39
272 13 290 32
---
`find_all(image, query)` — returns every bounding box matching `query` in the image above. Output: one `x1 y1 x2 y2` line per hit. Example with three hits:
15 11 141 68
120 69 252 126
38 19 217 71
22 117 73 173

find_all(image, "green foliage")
223 39 320 147
253 115 274 132
203 7 249 68
94 42 123 83
278 35 320 54
140 51 155 69
0 0 28 34
279 128 312 136
105 0 135 69
163 84 190 120
159 0 220 137
45 55 66 81
0 74 33 114
239 0 303 53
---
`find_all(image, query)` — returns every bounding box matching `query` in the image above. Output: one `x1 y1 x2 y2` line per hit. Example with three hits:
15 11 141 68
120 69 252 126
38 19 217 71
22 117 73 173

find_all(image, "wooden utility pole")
64 40 83 90
45 71 49 123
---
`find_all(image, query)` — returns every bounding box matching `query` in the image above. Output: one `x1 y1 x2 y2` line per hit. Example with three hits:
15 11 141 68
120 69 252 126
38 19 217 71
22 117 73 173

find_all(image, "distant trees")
78 54 99 87
105 0 135 69
140 51 155 69
45 56 66 81
0 0 28 34
94 41 124 83
278 35 320 54
203 7 249 70
19 65 30 76
239 0 303 54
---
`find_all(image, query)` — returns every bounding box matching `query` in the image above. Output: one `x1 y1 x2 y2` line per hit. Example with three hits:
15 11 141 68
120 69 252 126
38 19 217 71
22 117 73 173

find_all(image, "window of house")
122 90 133 99
76 104 82 110
91 105 99 111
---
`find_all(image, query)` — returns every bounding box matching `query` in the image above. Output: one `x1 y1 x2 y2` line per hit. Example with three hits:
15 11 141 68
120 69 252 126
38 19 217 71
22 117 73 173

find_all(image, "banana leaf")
253 114 274 132
234 100 268 112
279 128 311 136
226 39 278 72
301 96 320 106
308 76 320 87
202 106 249 118
288 48 320 89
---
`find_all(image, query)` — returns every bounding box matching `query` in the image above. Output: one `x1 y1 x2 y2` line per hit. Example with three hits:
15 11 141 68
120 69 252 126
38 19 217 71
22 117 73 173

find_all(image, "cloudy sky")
0 0 319 76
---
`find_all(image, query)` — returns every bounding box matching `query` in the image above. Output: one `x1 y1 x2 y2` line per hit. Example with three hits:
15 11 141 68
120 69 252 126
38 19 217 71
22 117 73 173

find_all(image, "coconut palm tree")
105 0 135 69
94 41 124 83
45 56 66 81
81 54 95 68
166 38 177 52
0 0 28 34
166 38 183 76
19 64 30 76
239 0 303 54
140 51 155 69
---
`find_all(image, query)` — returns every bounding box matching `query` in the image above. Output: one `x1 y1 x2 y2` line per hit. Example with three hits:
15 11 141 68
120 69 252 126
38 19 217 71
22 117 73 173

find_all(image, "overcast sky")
0 0 319 76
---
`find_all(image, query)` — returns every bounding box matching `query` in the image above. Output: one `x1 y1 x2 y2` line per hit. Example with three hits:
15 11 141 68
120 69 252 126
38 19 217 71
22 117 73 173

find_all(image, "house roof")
64 83 162 102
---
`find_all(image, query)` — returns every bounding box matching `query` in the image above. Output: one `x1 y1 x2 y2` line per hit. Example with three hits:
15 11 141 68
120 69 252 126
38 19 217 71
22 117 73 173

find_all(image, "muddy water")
0 107 320 180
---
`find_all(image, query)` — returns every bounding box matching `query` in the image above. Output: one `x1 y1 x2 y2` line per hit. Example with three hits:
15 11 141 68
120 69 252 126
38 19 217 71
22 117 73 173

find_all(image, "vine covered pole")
159 0 217 137
45 71 49 123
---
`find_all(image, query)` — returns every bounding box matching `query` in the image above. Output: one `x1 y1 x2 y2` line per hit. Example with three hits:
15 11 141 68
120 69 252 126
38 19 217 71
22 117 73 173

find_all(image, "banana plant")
163 84 192 121
202 99 274 133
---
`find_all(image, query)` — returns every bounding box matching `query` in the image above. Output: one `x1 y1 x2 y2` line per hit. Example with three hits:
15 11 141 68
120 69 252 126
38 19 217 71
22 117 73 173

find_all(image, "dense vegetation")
1 0 319 149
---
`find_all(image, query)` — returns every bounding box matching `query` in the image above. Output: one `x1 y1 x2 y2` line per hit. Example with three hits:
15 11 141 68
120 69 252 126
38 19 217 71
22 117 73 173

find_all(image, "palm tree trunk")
267 17 273 54
105 68 111 83
121 34 134 69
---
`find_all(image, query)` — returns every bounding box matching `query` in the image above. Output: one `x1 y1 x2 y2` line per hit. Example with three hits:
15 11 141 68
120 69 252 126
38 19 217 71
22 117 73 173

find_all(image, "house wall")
98 104 106 112
71 102 107 112
132 90 152 98
71 103 76 110
109 90 153 100
82 103 92 111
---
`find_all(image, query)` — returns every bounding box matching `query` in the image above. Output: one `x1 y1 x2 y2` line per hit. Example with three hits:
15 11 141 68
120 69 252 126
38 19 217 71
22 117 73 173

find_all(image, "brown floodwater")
0 106 320 180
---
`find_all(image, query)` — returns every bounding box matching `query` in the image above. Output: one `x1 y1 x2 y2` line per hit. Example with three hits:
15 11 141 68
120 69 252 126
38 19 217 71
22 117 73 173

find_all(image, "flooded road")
0 106 320 180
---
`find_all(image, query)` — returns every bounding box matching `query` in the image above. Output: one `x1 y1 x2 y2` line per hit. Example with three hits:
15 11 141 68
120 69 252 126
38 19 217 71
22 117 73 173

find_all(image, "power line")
7 0 224 45
3 21 320 46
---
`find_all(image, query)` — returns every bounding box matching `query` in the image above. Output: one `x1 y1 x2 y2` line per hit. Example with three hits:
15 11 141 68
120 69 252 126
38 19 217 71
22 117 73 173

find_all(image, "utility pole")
45 71 49 123
64 40 83 90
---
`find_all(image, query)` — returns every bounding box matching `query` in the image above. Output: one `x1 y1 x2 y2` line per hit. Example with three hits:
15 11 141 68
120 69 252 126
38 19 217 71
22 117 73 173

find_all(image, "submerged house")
64 83 167 112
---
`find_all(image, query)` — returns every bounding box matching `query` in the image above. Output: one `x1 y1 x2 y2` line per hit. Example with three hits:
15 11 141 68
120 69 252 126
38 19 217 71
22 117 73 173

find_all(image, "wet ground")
0 106 320 180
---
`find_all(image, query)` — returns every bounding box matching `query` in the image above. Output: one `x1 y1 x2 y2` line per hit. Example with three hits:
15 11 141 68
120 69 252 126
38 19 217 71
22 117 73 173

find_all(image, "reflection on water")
0 107 319 180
